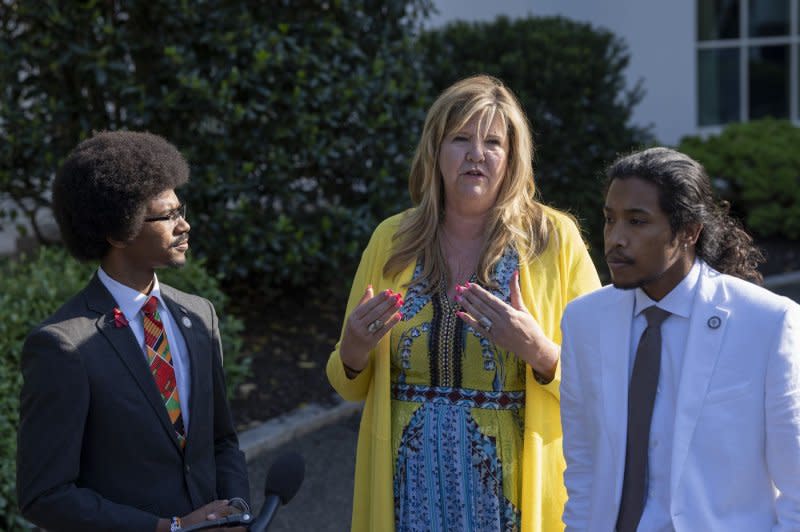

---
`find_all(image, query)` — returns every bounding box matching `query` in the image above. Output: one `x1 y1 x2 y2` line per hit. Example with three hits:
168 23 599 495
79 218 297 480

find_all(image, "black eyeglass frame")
143 203 186 223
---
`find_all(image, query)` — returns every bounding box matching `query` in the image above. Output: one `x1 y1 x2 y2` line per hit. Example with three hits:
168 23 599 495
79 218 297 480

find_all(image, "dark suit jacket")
16 274 250 532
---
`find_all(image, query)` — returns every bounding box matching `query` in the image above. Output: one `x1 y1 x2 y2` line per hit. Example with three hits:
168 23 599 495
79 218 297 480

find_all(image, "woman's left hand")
455 270 559 381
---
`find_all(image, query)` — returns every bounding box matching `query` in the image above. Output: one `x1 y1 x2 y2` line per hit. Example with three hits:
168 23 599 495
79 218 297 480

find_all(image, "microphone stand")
247 495 280 532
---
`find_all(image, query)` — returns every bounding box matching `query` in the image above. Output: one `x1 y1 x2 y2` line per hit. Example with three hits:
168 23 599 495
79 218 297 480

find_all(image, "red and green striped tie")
142 296 186 448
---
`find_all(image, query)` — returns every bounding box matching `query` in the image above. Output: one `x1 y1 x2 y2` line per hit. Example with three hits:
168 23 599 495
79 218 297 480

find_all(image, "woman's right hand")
339 285 404 376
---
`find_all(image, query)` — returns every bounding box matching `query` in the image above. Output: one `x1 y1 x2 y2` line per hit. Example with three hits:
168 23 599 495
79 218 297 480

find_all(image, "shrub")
419 16 653 258
0 247 247 530
678 118 800 239
1 0 433 290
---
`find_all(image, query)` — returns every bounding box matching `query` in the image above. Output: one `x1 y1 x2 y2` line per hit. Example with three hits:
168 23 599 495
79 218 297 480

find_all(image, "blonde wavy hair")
383 75 553 291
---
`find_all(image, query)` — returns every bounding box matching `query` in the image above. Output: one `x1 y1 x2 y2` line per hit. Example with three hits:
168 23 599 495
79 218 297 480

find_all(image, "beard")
610 268 666 291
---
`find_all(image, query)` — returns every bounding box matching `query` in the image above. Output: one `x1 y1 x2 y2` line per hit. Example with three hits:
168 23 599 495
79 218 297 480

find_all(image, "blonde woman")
327 75 600 531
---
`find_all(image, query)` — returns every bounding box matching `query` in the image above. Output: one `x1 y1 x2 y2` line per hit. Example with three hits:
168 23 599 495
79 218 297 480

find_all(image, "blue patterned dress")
390 247 526 532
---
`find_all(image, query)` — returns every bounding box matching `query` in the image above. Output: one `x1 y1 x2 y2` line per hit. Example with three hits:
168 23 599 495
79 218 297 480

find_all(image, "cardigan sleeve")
326 216 399 402
532 210 601 402
560 214 602 306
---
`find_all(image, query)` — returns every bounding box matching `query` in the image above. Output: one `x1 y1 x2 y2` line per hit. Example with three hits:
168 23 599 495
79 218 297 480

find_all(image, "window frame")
697 0 799 128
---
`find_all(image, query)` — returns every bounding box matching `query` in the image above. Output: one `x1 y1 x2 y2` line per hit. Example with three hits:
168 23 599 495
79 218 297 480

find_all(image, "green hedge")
0 247 247 530
1 0 432 291
678 118 800 239
419 16 653 259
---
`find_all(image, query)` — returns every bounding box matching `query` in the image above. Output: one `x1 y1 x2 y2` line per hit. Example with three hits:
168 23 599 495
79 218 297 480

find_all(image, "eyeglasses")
144 203 186 223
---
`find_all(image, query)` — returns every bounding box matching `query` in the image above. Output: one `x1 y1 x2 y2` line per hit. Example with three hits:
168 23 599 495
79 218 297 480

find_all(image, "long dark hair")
606 147 764 284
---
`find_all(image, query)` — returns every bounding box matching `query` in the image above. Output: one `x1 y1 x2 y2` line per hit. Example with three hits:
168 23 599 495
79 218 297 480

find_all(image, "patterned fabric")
394 403 520 532
390 247 525 531
142 295 186 448
392 383 525 410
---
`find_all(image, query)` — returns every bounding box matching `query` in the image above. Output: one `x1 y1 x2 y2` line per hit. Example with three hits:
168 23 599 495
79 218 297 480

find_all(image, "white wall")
0 199 58 257
0 199 22 256
430 0 697 146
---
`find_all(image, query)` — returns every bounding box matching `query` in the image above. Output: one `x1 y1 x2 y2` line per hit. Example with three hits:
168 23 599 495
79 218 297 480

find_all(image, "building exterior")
430 0 800 146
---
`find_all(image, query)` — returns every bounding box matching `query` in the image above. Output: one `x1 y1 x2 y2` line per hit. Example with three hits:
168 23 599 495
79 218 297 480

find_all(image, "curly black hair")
606 147 765 284
52 130 190 261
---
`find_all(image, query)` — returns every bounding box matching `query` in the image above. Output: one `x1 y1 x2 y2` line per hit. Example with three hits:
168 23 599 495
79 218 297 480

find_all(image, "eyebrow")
603 206 653 215
151 203 182 215
451 130 505 139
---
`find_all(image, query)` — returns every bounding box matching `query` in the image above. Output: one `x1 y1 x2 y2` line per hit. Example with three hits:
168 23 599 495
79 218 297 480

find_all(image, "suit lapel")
670 264 730 497
161 286 203 447
86 275 184 453
598 288 636 485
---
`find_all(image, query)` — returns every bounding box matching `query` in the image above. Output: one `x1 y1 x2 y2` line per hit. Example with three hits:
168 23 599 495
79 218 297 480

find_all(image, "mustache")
605 250 633 263
171 236 189 247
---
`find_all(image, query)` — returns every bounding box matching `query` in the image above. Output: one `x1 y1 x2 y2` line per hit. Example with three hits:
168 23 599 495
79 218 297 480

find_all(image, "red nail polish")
455 285 464 293
455 295 462 302
397 312 404 319
395 300 402 308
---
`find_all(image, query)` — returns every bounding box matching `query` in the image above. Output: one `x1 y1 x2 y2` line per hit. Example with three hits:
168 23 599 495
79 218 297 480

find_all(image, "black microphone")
248 451 305 532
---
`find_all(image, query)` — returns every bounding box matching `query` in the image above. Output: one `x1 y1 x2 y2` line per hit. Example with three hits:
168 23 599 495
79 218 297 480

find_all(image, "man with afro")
16 131 250 532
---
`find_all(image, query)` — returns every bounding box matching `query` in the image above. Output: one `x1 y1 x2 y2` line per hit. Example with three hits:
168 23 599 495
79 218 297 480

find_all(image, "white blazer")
560 261 800 531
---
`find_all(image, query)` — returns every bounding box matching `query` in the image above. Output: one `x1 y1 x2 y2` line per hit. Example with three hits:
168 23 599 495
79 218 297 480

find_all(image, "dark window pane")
698 0 740 40
748 0 789 37
749 45 789 119
698 48 740 126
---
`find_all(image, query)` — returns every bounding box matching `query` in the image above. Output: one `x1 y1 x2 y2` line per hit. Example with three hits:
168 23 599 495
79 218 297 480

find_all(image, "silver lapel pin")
707 316 721 329
182 316 192 328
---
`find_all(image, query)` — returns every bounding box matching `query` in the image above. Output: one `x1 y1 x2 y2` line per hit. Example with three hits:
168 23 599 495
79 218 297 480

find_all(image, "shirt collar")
634 258 702 320
97 267 163 321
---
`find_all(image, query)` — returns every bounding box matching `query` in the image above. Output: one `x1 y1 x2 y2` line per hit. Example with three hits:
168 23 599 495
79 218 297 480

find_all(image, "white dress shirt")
98 267 192 431
629 260 701 532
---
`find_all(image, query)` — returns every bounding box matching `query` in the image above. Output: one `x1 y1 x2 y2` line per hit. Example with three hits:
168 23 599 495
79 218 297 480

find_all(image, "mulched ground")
228 237 800 430
228 286 347 431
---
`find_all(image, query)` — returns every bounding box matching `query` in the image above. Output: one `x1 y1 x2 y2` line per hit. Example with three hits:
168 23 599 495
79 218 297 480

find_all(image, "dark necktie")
142 296 186 448
617 306 671 532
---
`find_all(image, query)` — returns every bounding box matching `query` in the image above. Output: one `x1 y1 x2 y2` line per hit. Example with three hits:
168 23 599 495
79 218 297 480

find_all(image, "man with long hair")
16 131 250 532
560 147 800 530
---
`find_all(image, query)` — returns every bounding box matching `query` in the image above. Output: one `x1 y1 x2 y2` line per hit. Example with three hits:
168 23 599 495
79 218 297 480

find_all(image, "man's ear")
107 236 127 249
682 223 703 248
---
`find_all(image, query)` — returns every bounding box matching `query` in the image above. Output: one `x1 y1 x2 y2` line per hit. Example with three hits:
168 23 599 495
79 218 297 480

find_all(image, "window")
697 0 798 126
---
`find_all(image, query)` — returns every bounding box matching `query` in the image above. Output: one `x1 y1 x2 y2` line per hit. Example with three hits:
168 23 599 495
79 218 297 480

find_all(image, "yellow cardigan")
326 208 601 532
